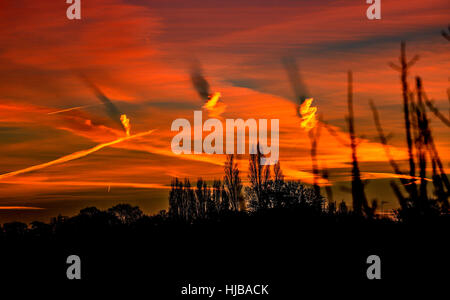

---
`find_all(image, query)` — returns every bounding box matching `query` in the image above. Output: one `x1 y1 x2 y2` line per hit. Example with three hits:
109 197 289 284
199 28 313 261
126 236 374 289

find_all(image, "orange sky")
0 0 448 223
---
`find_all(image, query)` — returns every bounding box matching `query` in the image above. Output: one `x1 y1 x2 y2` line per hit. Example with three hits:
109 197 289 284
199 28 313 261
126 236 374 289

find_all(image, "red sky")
0 0 448 222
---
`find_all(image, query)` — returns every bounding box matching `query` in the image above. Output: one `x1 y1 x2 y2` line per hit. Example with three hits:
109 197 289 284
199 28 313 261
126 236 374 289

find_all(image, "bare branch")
425 99 450 127
322 121 350 147
390 181 407 209
388 62 401 72
407 55 420 68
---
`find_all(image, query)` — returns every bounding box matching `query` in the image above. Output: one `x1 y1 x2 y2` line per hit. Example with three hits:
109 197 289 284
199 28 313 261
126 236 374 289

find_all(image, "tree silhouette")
346 71 372 217
389 42 420 203
108 204 143 225
247 144 271 210
2 222 28 237
223 154 244 211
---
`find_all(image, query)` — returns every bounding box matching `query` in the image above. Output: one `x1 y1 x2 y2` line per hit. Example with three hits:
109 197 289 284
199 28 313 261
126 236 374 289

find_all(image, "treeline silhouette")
168 154 326 223
2 147 448 240
0 153 348 239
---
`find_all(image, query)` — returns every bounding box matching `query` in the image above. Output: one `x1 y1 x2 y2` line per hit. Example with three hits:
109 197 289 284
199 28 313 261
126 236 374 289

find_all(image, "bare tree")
389 42 420 202
346 71 370 216
224 154 244 211
308 122 322 198
248 145 271 210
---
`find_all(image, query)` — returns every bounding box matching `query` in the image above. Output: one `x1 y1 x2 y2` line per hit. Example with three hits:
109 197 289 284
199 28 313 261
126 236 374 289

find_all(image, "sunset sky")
0 0 448 223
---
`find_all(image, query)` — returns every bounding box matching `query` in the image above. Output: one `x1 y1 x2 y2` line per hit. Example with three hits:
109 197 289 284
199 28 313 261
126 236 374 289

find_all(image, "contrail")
363 172 433 182
1 180 168 190
136 144 226 167
0 206 44 210
47 104 100 115
0 129 155 180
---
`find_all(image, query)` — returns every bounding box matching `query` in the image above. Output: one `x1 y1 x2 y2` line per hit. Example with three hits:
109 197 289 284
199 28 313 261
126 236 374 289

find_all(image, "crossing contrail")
0 129 155 180
47 104 100 115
